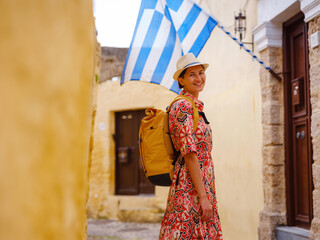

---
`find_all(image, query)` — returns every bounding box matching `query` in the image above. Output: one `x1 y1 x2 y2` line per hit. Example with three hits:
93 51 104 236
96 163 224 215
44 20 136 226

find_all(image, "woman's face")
178 65 206 98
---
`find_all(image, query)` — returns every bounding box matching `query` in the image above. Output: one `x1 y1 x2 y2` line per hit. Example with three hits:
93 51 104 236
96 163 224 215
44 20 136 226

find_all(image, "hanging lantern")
234 10 247 42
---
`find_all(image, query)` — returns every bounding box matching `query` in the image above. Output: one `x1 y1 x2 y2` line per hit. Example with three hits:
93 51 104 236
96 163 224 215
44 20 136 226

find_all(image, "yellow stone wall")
87 80 176 218
0 1 96 240
89 0 264 239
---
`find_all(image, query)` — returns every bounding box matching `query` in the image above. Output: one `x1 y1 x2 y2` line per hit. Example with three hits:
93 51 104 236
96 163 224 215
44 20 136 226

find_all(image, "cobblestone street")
87 219 161 240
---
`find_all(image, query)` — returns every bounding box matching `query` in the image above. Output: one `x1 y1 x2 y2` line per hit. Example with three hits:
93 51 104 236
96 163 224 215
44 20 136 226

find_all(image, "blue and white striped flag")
121 0 217 94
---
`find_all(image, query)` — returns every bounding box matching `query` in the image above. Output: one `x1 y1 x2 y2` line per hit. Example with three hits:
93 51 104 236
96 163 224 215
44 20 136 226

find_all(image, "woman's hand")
184 152 213 222
199 196 213 222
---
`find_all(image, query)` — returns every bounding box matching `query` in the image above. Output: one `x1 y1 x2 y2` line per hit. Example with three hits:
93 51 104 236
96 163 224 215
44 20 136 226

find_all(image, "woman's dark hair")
178 68 187 89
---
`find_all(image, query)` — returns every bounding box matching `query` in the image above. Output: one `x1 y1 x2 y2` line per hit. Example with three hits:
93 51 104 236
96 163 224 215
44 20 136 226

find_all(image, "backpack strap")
167 95 199 186
166 95 199 131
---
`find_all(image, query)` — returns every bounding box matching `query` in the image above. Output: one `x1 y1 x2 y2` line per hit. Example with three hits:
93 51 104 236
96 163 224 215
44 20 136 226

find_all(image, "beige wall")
0 1 96 240
200 0 264 239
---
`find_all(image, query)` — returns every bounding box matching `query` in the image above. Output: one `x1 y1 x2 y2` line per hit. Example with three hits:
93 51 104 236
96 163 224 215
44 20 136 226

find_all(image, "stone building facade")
253 0 320 239
309 14 320 240
99 47 128 83
87 48 176 222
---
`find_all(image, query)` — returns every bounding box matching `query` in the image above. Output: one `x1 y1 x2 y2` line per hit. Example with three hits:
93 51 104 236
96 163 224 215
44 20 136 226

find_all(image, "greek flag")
120 0 217 94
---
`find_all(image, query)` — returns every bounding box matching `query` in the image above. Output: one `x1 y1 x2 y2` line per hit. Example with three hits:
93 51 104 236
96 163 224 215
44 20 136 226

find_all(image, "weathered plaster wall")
0 1 96 239
87 80 176 219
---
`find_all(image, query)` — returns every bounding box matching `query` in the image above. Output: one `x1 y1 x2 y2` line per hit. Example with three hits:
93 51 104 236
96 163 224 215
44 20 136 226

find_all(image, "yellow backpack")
138 95 199 186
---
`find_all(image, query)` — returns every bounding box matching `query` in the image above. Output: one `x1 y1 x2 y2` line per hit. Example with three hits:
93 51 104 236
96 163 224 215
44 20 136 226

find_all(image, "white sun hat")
173 53 209 81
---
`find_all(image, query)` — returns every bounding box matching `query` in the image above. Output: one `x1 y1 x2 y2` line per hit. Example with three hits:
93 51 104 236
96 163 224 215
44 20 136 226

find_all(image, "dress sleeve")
169 99 197 157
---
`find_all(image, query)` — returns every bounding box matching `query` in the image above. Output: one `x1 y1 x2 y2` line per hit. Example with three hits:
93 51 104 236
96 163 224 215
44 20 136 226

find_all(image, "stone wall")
258 47 287 240
99 47 128 83
309 15 320 240
257 14 320 240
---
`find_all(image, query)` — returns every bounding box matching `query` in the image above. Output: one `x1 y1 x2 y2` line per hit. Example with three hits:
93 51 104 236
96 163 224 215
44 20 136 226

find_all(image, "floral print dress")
159 90 223 240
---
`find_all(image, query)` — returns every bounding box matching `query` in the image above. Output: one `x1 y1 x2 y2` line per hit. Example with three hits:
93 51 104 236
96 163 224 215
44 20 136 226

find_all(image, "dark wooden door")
283 13 313 229
115 110 154 195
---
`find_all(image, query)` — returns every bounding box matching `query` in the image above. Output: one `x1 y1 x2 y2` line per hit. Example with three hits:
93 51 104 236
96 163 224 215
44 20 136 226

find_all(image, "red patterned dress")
159 90 223 240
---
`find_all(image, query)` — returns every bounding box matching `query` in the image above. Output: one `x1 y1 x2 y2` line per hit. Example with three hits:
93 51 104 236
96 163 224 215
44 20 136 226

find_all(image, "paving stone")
87 218 161 240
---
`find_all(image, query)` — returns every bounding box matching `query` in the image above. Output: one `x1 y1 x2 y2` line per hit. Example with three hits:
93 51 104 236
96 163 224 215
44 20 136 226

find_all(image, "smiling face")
178 65 206 99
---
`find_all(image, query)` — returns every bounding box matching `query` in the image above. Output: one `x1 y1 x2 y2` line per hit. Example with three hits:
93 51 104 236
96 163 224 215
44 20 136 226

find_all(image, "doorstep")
276 226 309 240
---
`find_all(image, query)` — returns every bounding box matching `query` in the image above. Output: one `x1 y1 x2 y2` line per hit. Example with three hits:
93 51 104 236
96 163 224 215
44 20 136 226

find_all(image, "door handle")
296 131 305 139
300 131 305 139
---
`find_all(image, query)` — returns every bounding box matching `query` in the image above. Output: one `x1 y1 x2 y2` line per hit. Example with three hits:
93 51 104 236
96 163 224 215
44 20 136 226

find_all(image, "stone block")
259 210 286 240
118 196 156 209
258 224 275 240
259 210 286 226
309 51 320 68
263 184 286 212
308 17 320 32
309 56 320 71
310 90 320 112
312 138 320 163
310 217 320 240
313 163 320 190
310 83 320 105
262 104 283 125
262 165 285 187
262 124 284 146
102 196 120 219
262 146 285 166
311 111 320 139
268 47 283 63
313 190 320 219
117 207 163 223
261 84 283 103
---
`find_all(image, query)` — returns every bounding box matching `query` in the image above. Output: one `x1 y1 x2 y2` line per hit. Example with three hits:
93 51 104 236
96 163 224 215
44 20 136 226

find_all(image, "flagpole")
217 23 282 81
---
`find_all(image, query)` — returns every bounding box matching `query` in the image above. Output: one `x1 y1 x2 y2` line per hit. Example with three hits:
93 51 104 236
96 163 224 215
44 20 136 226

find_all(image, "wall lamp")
234 10 254 51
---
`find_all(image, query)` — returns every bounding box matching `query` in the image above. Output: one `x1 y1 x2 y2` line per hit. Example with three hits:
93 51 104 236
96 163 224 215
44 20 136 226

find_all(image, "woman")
159 53 223 240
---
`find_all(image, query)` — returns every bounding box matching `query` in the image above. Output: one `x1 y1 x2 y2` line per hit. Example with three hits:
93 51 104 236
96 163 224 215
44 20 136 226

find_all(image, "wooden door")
115 110 154 195
283 13 313 228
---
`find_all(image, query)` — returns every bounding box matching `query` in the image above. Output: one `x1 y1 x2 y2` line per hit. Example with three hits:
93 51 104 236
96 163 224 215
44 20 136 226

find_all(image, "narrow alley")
87 218 161 240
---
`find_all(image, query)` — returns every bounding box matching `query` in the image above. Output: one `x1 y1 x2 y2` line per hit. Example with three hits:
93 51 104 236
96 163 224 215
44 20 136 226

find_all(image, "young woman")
159 53 223 240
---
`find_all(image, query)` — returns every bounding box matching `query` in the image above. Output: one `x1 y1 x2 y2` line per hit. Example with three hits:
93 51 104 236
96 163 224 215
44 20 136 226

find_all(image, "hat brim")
173 62 209 81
